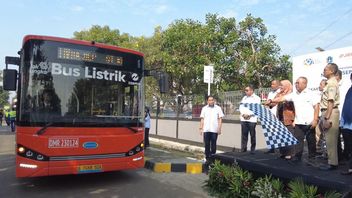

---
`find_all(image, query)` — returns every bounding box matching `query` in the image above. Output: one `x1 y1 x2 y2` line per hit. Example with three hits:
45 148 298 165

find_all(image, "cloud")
155 4 168 14
71 5 84 12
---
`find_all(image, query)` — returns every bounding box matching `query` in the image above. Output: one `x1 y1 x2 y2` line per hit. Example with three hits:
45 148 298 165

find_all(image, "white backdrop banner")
292 46 352 113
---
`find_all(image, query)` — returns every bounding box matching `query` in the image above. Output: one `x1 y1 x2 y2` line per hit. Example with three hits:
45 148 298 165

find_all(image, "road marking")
149 147 171 153
90 189 108 194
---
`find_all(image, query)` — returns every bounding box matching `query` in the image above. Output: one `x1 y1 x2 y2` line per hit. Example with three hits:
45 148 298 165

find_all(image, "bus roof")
23 35 144 57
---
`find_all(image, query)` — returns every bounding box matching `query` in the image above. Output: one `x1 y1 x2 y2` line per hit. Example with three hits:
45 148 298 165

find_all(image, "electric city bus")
3 35 163 177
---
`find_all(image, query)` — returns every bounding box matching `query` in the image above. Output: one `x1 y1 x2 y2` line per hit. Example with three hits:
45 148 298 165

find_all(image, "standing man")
144 107 151 149
9 107 16 132
273 77 320 162
239 85 261 154
341 73 352 175
316 79 327 155
267 80 281 116
264 80 280 154
292 77 319 161
319 63 340 171
199 95 224 162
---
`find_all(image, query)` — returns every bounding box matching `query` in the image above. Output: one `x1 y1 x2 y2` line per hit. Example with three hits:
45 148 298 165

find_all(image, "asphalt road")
0 127 211 198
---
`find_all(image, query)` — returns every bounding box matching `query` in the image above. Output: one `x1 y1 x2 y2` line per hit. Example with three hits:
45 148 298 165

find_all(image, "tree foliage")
0 70 10 108
73 25 137 49
71 14 292 97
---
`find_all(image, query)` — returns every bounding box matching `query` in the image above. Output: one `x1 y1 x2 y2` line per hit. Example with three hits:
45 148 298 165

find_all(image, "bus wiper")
127 127 138 133
36 122 54 136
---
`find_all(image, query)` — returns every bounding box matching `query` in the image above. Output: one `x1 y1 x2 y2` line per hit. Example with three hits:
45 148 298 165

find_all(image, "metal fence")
146 88 271 120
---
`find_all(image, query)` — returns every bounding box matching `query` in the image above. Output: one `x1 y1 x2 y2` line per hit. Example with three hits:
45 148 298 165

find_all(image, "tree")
73 25 137 49
72 15 292 97
204 14 241 91
0 70 10 107
234 14 291 88
160 19 209 96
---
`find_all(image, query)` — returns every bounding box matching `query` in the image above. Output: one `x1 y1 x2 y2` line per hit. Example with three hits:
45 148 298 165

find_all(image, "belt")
321 107 338 112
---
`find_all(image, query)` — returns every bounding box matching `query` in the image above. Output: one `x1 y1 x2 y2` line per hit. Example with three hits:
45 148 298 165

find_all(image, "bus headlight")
17 144 49 161
18 147 25 153
26 150 33 157
37 155 44 161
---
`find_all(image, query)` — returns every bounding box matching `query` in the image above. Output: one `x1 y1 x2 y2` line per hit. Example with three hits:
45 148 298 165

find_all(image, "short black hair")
336 69 342 79
327 63 339 74
206 95 214 100
246 85 255 91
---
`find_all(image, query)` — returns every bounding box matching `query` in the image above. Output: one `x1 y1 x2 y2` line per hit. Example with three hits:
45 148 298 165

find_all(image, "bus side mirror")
159 73 169 94
3 69 17 91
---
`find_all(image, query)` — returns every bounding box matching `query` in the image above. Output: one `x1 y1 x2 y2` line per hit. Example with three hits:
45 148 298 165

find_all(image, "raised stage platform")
212 151 352 196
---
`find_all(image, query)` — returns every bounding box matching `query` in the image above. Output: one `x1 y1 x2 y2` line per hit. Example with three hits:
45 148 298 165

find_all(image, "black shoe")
287 157 301 164
250 151 255 155
319 164 338 171
264 150 275 154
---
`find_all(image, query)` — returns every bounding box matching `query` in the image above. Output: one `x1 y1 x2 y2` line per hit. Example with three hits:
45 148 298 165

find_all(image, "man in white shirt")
265 80 280 154
199 96 224 162
267 80 281 116
239 85 261 154
274 77 320 161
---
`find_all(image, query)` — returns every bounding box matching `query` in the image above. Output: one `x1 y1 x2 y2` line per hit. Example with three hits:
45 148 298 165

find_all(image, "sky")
1 0 352 70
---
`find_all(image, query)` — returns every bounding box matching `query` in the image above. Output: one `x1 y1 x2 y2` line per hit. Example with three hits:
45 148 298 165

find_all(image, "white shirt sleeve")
284 93 294 101
200 107 205 118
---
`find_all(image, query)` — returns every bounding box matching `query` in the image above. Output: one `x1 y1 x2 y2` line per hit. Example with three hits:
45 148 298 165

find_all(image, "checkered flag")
241 103 298 149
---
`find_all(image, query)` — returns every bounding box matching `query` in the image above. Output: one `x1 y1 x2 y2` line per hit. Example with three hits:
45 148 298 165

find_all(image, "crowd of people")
198 62 352 175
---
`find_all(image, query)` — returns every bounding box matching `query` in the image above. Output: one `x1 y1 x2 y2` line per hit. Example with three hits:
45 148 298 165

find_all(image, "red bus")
3 35 158 177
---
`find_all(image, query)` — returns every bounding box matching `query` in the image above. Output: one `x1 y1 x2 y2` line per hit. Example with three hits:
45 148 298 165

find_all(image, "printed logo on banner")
326 56 333 63
303 58 321 67
304 58 314 66
339 52 352 59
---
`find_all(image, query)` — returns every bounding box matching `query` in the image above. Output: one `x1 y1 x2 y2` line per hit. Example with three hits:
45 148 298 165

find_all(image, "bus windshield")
18 39 144 127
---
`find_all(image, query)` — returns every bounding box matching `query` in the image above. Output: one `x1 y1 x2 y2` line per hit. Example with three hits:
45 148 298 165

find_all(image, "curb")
144 159 206 174
144 138 209 174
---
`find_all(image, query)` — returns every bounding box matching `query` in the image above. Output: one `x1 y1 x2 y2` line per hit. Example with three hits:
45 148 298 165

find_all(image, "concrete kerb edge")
144 159 207 174
143 137 224 174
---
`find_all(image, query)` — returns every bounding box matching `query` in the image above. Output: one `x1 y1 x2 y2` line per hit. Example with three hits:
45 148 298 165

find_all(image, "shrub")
251 175 285 198
205 161 342 198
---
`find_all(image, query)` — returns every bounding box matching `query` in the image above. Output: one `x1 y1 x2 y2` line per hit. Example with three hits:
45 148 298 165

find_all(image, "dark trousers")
342 129 352 161
204 132 218 160
144 128 150 147
10 119 15 132
280 125 295 156
294 124 316 159
338 127 344 161
241 121 256 152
